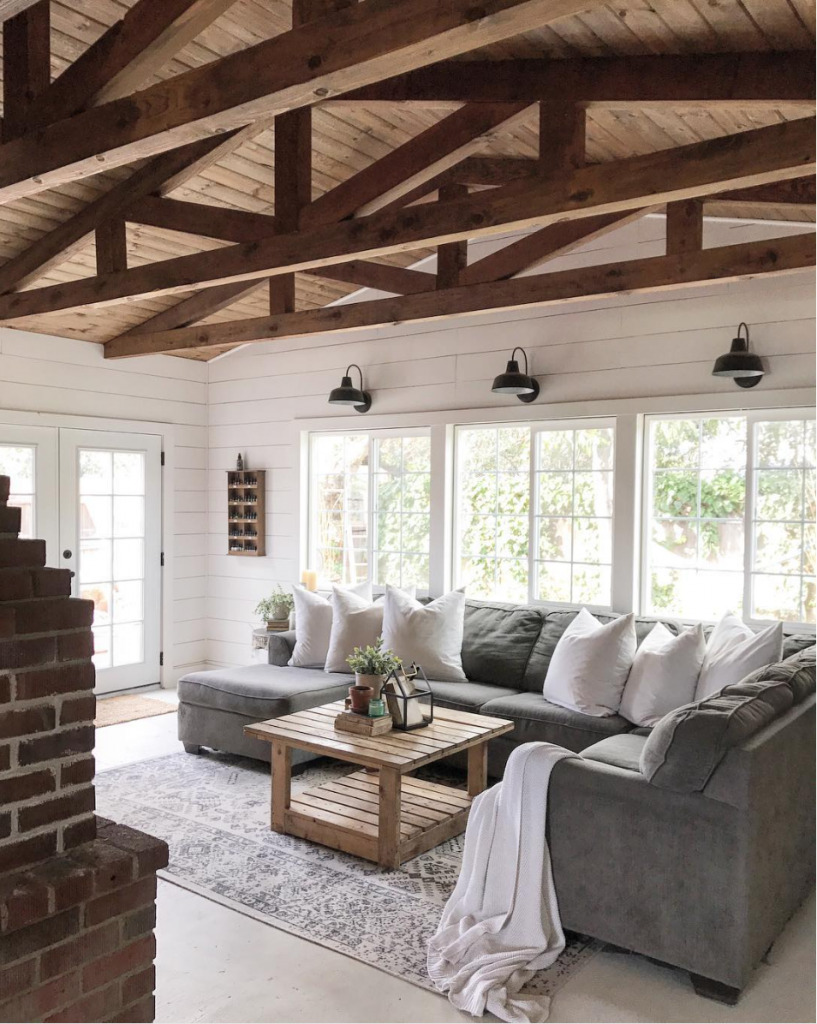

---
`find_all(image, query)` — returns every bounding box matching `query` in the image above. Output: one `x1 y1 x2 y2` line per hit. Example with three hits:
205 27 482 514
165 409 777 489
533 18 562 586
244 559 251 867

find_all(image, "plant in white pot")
255 586 294 630
346 637 400 699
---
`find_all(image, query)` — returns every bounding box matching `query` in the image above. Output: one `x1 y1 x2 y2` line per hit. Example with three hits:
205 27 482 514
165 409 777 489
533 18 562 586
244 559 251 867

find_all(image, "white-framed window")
308 429 431 590
453 419 615 606
643 411 815 626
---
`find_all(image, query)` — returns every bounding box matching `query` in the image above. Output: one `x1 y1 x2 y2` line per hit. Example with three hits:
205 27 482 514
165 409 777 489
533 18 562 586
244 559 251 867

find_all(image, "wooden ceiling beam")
113 281 264 341
0 0 609 205
301 102 531 226
302 262 435 294
104 233 815 358
666 199 703 256
126 196 277 242
335 53 816 109
459 209 649 286
714 178 816 207
2 0 50 141
25 0 238 131
0 135 240 295
1 117 810 322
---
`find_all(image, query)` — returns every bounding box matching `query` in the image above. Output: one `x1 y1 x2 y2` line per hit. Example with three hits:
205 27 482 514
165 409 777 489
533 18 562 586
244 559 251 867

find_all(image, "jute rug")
95 752 600 1000
95 694 176 728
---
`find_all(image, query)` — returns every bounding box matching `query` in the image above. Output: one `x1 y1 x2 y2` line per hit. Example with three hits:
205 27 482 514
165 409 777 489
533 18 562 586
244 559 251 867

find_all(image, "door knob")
63 549 73 559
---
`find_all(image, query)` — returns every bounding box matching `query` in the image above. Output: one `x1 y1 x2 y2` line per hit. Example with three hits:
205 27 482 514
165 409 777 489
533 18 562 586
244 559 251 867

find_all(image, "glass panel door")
60 429 161 694
0 425 58 561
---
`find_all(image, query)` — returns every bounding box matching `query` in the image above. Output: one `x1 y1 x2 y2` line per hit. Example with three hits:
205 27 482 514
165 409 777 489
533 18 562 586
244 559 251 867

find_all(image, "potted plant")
346 637 400 699
255 586 294 630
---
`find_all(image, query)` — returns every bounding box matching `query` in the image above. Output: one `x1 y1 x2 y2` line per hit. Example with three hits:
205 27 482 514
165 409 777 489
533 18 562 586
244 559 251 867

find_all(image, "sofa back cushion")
461 599 543 689
640 649 815 793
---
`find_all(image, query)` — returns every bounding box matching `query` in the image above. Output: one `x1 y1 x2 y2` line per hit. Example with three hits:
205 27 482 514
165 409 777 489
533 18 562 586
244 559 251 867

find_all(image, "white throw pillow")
694 612 783 700
289 581 371 668
619 622 706 727
543 608 637 717
381 586 467 682
324 584 417 674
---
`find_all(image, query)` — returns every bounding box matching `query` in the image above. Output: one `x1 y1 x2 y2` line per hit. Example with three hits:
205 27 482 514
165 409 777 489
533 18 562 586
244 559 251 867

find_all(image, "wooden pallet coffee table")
245 701 513 869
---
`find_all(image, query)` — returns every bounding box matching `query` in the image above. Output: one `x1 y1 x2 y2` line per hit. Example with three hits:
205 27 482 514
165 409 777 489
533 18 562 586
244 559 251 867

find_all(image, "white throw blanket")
427 742 577 1023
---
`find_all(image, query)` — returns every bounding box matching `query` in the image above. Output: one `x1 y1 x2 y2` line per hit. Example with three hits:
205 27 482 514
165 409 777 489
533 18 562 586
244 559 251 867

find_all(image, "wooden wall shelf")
227 469 266 556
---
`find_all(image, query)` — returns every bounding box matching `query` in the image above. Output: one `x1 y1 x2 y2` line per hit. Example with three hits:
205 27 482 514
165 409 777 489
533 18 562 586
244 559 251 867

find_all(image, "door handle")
63 549 73 559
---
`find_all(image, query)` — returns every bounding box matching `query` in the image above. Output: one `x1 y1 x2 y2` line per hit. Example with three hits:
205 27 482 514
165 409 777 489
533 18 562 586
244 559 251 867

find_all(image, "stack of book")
334 710 393 736
265 618 290 632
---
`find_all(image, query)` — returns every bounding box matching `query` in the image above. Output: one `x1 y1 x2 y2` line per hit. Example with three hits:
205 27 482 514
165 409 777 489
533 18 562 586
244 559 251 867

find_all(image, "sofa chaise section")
177 663 350 763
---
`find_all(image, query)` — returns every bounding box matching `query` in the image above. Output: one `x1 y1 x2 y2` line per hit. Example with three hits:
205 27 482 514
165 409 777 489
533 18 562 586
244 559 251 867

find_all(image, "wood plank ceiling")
0 0 814 358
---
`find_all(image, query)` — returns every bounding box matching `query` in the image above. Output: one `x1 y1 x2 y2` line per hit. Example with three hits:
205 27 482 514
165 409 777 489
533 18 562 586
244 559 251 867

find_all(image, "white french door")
0 424 162 694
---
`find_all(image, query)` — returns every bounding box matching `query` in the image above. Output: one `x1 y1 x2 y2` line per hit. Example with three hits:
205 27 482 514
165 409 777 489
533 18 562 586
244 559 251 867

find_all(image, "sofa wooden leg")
183 743 202 754
690 974 741 1005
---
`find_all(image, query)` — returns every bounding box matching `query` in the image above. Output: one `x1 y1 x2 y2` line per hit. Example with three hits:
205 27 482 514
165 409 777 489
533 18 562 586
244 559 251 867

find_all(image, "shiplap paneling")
205 215 815 667
0 328 209 684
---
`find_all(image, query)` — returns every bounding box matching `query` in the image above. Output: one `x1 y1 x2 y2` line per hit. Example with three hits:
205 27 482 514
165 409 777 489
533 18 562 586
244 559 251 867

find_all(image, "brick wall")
0 476 168 1022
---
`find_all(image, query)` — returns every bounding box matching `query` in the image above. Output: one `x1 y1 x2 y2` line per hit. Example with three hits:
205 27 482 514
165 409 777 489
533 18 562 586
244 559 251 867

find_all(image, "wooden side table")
246 701 513 869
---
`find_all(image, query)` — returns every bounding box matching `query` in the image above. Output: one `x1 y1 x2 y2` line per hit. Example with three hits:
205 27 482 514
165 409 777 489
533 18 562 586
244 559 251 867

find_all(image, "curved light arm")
345 363 364 387
510 347 529 373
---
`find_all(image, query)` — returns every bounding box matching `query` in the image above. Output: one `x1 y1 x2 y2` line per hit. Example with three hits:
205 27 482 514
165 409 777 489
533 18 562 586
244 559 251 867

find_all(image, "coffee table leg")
467 743 488 798
378 767 401 869
271 740 291 833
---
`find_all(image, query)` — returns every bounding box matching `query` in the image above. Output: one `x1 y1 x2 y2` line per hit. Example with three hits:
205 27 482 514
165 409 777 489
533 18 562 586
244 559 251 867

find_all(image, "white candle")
301 569 318 592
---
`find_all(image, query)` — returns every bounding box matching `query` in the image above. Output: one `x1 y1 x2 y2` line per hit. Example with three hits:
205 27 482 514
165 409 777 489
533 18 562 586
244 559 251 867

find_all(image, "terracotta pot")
355 673 386 699
349 684 373 714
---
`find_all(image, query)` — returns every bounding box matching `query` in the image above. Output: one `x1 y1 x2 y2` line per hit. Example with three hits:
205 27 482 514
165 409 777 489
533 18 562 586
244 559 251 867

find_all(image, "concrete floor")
95 689 816 1024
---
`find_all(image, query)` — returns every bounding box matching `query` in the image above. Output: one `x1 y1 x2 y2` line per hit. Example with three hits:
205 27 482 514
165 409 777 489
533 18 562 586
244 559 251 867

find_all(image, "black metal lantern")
383 664 434 730
328 363 372 412
712 323 764 389
491 346 540 403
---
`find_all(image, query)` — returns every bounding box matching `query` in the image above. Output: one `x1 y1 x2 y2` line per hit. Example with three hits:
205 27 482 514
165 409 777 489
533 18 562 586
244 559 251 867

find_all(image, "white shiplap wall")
206 215 816 667
0 328 209 684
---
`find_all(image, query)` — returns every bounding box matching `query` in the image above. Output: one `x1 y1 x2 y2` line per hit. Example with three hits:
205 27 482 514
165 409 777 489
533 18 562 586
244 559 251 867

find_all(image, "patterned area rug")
95 752 600 999
95 694 176 728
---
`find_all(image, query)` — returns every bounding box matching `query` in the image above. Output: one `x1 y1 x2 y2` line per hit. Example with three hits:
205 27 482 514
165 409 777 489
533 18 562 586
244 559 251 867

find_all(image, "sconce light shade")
491 347 540 403
712 323 764 389
328 363 372 412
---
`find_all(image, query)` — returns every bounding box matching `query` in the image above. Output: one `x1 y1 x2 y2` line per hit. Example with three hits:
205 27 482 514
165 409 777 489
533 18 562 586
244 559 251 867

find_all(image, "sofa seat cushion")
178 665 351 722
580 733 647 772
479 691 632 753
427 678 522 714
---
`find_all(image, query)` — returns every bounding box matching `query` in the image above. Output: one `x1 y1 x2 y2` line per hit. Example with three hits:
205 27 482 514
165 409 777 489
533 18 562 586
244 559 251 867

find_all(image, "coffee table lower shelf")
283 769 472 867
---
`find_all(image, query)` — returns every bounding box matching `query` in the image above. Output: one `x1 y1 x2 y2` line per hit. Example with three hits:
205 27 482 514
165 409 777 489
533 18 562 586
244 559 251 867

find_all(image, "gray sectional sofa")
177 599 816 1002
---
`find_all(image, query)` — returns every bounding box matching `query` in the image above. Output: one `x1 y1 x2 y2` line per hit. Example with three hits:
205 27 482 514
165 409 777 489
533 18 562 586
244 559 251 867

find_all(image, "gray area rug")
96 752 600 999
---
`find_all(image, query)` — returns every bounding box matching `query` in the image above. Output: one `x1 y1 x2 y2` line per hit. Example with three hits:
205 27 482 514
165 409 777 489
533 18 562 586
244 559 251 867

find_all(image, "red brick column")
0 476 168 1022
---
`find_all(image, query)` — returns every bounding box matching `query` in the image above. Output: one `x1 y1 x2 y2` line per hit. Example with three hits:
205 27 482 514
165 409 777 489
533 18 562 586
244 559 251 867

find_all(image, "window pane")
700 417 746 469
0 446 36 538
573 564 611 606
753 574 802 623
537 518 571 561
756 420 805 469
573 518 612 564
756 470 803 521
79 450 112 494
536 561 571 602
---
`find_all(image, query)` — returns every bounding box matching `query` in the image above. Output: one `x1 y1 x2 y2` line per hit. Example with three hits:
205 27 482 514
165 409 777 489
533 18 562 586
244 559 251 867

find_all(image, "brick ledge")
1 818 168 937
